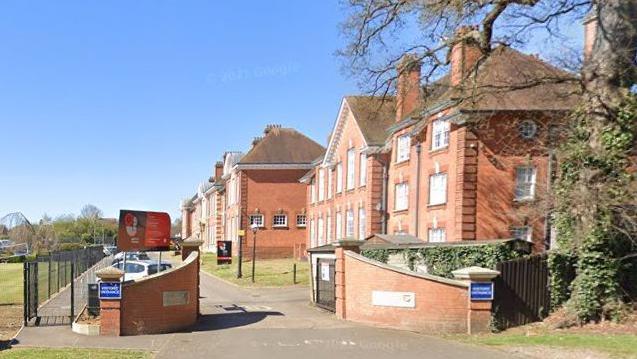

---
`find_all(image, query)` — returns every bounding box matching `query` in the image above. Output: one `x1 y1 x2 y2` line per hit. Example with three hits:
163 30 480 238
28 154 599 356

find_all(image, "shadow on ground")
192 311 284 331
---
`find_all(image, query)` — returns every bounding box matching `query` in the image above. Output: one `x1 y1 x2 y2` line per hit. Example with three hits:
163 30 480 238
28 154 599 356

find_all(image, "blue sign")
470 282 494 301
99 282 122 300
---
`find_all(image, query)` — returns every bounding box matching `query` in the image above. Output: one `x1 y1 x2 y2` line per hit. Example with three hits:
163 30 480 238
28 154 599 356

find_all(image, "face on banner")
118 210 171 252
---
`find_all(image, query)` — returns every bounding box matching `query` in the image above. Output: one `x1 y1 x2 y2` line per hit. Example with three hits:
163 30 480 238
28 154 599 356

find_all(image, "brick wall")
119 252 199 335
342 251 471 333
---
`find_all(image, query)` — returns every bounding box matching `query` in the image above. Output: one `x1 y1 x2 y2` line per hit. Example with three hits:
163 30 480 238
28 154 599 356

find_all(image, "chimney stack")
449 26 483 87
395 54 422 122
264 124 282 135
583 9 598 63
214 161 223 181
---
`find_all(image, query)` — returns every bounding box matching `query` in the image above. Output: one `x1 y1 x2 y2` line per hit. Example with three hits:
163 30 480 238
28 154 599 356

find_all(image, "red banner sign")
118 210 171 252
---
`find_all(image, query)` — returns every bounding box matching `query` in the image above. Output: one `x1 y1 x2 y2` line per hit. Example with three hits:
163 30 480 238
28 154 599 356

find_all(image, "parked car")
103 245 117 256
111 251 150 265
108 260 173 282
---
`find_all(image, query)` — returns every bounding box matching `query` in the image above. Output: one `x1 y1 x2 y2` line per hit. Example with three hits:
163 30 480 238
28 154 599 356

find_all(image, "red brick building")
302 96 395 247
224 125 325 259
305 28 578 252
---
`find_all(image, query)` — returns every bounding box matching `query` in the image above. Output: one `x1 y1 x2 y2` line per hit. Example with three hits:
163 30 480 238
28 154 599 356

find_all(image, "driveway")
15 270 513 359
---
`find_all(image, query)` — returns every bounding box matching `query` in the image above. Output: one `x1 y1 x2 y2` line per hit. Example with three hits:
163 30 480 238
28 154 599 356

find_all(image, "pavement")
14 269 515 358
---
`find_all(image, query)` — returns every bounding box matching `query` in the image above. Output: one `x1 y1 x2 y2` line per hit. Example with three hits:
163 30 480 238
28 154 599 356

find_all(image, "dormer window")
432 118 450 150
396 135 410 162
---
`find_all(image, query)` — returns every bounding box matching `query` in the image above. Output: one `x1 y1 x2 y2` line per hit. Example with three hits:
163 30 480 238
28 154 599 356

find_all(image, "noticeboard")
118 210 171 252
470 282 494 301
217 241 232 265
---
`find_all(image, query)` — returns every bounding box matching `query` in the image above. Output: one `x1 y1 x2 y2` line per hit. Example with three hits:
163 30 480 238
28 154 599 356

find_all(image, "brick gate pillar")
452 266 500 334
334 239 364 320
181 238 203 317
95 267 124 336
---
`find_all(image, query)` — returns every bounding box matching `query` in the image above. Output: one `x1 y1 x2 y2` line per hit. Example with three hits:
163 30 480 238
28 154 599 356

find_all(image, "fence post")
293 263 297 285
48 255 52 299
23 262 28 326
34 262 39 310
70 263 75 324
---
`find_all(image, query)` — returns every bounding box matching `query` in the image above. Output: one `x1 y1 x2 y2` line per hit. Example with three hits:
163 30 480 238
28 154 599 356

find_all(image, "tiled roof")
238 127 325 165
443 46 580 112
345 96 396 146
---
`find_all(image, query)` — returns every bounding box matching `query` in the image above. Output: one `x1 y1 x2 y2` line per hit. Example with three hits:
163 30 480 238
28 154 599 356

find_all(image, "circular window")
519 120 538 139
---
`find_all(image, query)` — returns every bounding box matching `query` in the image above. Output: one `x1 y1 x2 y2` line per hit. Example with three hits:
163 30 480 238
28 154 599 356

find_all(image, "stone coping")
345 250 469 288
123 251 198 287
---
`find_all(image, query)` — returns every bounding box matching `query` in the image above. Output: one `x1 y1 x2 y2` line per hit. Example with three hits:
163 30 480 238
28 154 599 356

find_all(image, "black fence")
23 246 105 325
315 258 336 312
492 254 550 330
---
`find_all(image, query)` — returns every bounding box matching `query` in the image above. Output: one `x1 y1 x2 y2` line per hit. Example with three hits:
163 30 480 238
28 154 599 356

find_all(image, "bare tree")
80 204 103 220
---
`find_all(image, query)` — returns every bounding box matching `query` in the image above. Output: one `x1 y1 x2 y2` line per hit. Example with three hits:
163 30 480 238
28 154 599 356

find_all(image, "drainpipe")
544 149 556 250
414 143 422 238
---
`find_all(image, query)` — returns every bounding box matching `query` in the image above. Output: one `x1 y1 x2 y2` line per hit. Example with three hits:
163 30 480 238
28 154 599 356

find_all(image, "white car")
112 251 150 265
111 260 172 281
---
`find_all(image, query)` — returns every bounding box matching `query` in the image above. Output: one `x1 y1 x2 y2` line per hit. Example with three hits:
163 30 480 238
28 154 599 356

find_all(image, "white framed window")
296 214 307 227
336 163 343 193
358 207 366 240
429 173 447 206
428 228 446 243
345 209 355 237
396 134 410 162
511 226 533 242
249 214 264 228
327 169 333 199
359 152 367 186
515 166 536 200
394 182 409 211
431 118 450 150
317 217 324 245
346 148 356 190
309 219 315 247
310 181 316 204
335 212 342 240
326 214 332 243
273 214 288 227
318 169 325 201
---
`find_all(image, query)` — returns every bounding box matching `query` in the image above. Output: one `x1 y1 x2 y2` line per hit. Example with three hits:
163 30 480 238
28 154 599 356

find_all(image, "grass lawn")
0 348 151 358
462 332 637 358
0 264 23 305
200 253 309 287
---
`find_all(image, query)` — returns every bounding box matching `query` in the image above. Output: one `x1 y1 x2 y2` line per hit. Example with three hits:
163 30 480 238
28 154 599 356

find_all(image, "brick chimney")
214 161 223 181
583 10 598 63
395 54 422 122
449 26 483 86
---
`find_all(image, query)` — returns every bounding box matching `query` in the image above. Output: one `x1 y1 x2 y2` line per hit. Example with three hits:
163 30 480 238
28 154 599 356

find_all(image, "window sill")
429 146 449 155
394 160 410 167
427 203 447 209
272 226 289 230
393 209 409 214
513 198 535 204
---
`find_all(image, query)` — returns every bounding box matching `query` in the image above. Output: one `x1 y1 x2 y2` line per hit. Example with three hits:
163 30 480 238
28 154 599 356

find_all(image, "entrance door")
315 258 336 312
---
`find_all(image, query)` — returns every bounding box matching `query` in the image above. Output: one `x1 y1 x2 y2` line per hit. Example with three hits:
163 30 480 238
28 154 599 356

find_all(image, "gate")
315 258 335 312
492 254 550 329
23 246 108 326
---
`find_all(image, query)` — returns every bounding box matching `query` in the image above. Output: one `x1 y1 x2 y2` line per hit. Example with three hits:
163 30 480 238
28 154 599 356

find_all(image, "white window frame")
327 169 333 199
511 226 533 242
317 217 324 245
309 219 315 246
431 118 450 151
249 214 264 228
336 163 343 193
318 169 325 201
272 214 288 227
296 214 307 228
396 134 411 163
359 152 367 186
335 212 342 240
515 166 537 201
428 228 446 243
358 207 366 240
346 148 356 190
429 173 447 206
394 182 409 211
326 214 332 243
310 181 316 204
345 209 355 238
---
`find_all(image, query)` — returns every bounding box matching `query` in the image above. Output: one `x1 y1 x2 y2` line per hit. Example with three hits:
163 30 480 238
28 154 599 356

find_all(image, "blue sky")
0 1 583 223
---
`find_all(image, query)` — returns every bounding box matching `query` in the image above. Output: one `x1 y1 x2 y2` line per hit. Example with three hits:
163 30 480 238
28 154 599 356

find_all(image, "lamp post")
250 223 258 283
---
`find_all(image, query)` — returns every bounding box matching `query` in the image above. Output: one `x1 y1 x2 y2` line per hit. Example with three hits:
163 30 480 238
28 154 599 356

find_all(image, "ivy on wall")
362 242 523 279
